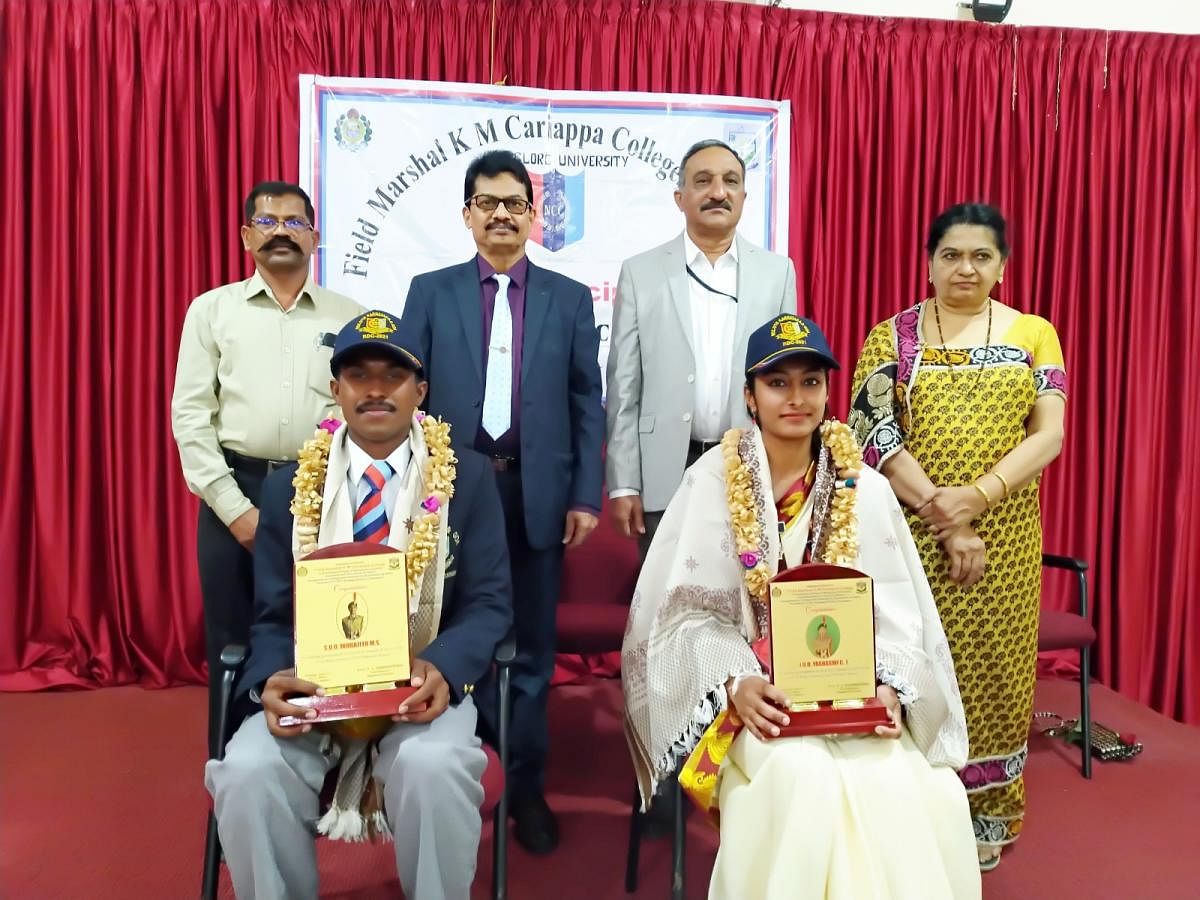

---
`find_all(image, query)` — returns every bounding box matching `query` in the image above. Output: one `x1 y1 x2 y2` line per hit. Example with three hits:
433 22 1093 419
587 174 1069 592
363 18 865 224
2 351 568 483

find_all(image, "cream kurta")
709 472 978 900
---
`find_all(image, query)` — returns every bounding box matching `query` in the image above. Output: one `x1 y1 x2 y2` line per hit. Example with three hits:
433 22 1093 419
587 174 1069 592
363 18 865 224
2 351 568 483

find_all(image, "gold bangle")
991 471 1011 499
972 482 993 509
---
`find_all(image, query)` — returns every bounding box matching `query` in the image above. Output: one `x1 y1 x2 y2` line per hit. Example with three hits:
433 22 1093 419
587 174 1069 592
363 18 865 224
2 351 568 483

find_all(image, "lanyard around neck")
686 264 738 303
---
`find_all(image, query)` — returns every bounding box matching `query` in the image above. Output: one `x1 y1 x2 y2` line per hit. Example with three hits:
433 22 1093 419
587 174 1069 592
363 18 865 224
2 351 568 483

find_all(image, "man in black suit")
205 311 512 900
401 150 604 852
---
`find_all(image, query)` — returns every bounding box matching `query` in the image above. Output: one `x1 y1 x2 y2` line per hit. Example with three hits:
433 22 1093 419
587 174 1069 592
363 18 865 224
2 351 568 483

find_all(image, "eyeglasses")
248 215 314 233
468 195 531 215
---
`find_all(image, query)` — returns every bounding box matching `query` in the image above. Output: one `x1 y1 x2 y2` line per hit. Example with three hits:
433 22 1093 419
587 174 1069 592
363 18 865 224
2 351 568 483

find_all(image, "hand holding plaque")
262 669 324 736
765 563 892 737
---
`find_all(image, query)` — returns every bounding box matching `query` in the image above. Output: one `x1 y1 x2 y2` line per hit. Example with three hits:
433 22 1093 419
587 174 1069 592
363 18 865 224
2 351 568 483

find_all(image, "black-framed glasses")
468 194 531 215
248 215 314 233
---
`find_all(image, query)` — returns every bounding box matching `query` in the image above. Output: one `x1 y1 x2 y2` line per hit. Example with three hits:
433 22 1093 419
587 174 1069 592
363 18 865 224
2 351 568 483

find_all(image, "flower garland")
405 414 456 597
721 429 771 601
290 414 457 599
723 420 863 601
291 418 341 553
817 419 863 565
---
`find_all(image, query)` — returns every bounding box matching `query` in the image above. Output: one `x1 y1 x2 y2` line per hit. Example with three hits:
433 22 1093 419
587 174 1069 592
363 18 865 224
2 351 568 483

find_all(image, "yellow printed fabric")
849 302 1068 849
678 709 741 826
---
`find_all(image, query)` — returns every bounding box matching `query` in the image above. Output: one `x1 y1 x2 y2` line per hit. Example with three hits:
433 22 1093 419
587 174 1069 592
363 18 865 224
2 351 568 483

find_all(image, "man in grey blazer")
606 139 797 556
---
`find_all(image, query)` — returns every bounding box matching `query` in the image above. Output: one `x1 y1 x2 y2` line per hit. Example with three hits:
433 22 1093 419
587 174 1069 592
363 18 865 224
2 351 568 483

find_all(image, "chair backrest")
1038 554 1096 654
560 497 640 606
1040 553 1090 617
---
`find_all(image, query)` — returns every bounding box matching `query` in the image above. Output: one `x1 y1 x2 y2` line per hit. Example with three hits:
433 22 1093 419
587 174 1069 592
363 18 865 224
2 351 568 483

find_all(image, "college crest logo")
771 315 810 346
355 312 397 340
724 124 762 172
334 108 373 152
529 170 585 252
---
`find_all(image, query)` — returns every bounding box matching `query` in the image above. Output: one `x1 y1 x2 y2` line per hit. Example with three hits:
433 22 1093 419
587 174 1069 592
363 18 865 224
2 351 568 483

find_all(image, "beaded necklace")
931 297 991 390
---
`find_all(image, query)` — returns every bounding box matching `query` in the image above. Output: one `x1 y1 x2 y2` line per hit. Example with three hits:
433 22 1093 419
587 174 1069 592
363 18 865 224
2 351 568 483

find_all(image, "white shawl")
622 426 967 807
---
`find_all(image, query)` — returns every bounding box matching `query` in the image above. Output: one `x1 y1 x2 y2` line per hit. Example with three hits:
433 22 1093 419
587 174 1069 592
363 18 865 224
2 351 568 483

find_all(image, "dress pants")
206 700 487 900
196 463 266 748
476 465 563 795
636 440 709 561
636 511 665 563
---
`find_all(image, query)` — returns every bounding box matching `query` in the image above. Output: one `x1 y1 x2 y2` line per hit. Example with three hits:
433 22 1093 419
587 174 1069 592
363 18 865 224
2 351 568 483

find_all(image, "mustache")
263 236 301 252
486 221 517 231
356 401 396 413
701 200 733 211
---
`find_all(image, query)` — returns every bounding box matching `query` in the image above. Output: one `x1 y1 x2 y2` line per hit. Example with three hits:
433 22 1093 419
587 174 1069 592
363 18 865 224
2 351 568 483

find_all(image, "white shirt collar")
683 230 739 269
346 433 412 485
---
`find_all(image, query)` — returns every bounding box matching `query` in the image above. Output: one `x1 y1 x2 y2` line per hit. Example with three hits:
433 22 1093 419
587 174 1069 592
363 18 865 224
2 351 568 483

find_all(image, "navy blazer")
233 445 514 723
402 258 604 550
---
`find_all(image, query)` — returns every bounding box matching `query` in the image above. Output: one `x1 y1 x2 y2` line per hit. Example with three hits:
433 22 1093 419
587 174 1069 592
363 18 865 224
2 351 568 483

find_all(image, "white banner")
299 76 791 385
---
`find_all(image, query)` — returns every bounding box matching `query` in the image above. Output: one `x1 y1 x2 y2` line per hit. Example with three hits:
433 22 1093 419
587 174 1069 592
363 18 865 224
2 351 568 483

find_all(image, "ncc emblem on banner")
334 108 373 152
529 170 585 252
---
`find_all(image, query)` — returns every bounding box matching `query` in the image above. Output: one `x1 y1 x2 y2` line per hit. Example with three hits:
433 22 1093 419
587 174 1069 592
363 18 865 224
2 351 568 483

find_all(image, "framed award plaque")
279 542 421 726
766 563 891 737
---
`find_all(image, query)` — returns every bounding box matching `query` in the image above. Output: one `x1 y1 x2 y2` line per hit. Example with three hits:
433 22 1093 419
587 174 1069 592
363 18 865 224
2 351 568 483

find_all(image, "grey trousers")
205 699 487 900
636 441 706 562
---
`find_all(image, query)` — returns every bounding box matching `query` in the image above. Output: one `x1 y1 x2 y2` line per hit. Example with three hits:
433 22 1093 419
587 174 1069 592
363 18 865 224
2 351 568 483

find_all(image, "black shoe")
509 790 560 854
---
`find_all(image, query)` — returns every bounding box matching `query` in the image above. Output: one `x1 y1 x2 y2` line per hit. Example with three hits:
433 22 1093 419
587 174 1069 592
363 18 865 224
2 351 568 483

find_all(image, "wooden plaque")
766 563 891 737
279 542 420 726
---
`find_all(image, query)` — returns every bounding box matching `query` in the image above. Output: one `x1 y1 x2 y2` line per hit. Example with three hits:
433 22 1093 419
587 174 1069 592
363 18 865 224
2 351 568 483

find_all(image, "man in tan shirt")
171 181 362 735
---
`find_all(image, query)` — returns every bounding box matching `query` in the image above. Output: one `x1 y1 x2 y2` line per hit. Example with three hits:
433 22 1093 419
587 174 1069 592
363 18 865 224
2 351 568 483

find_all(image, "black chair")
624 774 686 899
201 636 517 899
1038 553 1094 778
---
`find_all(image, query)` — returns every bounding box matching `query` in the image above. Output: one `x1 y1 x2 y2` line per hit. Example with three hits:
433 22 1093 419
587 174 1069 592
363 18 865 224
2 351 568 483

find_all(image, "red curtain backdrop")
2 1 1197 722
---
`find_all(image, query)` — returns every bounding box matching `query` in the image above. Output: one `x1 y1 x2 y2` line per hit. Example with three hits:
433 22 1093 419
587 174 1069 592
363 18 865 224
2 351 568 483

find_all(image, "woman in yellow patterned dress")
849 203 1067 872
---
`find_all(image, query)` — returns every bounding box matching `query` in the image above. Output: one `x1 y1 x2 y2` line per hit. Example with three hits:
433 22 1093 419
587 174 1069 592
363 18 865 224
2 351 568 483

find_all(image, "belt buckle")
491 457 514 472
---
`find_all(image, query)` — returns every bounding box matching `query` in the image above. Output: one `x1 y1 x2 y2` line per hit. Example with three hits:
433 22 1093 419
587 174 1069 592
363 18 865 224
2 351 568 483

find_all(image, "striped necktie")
353 461 395 544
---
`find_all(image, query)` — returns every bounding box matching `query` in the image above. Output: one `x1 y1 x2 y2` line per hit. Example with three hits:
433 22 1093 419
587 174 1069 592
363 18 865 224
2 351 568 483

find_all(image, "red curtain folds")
2 1 1197 722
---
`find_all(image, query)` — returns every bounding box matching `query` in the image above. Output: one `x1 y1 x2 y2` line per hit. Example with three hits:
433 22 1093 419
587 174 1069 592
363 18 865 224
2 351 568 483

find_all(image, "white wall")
774 1 1200 34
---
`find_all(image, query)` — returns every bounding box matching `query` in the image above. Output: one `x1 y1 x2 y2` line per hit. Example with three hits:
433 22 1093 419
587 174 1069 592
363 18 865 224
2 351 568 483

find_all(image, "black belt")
223 448 290 477
489 456 520 472
689 439 721 457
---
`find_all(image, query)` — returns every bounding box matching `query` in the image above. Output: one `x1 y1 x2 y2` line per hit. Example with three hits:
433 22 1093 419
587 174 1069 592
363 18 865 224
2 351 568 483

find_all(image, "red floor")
2 676 1198 899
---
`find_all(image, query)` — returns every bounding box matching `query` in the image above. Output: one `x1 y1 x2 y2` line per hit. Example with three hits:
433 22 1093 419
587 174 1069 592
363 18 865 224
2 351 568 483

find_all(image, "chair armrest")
210 644 248 761
219 644 248 671
1041 554 1090 618
1042 553 1088 573
493 633 517 668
